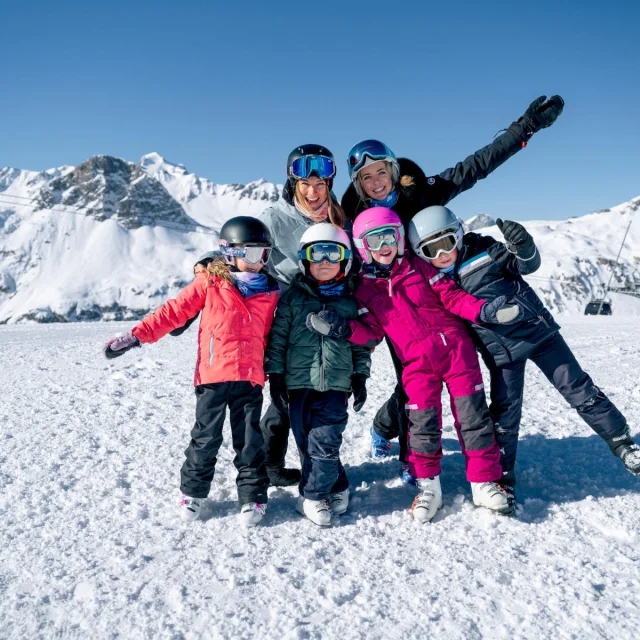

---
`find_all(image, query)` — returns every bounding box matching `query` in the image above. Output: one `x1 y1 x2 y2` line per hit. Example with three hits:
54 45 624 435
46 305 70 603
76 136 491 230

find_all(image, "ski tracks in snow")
0 319 639 639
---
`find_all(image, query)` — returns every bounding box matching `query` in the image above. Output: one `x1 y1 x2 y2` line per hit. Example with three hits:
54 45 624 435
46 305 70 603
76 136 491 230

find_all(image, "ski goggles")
363 227 399 251
419 229 459 259
347 140 396 176
289 155 336 180
221 245 271 264
298 242 351 264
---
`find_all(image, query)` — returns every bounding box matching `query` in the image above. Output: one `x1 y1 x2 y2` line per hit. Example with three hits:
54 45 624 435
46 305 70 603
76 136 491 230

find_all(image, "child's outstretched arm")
496 219 541 276
306 308 385 349
104 275 208 358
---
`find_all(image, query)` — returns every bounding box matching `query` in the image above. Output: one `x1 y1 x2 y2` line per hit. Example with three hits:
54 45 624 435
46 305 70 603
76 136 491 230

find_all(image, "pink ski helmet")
352 207 405 264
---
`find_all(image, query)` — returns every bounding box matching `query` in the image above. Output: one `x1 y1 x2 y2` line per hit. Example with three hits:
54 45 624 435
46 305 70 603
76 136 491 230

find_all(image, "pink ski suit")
349 253 501 482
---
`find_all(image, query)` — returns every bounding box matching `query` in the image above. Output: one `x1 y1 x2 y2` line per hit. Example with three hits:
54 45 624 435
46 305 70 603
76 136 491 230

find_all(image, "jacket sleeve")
437 121 528 204
348 310 386 349
351 342 372 378
423 262 485 322
482 234 542 278
132 276 208 344
262 294 279 351
264 294 292 375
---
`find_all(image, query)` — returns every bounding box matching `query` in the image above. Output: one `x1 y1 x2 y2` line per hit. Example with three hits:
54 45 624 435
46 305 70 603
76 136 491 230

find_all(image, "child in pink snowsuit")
307 208 518 522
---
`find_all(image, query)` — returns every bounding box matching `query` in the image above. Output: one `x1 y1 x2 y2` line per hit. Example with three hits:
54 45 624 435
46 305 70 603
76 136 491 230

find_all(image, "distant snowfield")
1 319 639 639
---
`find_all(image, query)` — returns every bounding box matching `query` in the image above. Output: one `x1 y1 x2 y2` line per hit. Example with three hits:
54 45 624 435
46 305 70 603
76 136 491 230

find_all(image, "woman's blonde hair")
294 180 346 228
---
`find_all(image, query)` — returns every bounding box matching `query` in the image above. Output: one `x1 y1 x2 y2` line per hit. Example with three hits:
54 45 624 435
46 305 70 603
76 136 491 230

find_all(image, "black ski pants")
180 382 269 505
289 389 349 501
485 332 628 479
260 399 293 469
372 336 409 461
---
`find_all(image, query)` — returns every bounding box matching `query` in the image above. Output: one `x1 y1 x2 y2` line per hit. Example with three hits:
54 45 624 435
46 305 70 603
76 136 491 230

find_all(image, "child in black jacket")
407 205 640 512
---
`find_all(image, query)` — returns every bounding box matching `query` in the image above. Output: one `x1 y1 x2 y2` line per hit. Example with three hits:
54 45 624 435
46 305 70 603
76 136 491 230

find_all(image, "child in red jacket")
103 217 279 527
307 208 519 522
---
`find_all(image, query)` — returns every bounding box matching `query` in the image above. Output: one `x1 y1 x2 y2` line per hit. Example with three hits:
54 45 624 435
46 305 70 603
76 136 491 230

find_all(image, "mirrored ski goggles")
290 155 336 180
363 227 399 251
221 245 271 264
419 230 459 259
298 242 351 264
348 140 394 174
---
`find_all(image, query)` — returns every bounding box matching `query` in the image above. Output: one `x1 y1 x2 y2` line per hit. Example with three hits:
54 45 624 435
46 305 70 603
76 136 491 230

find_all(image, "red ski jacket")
132 272 278 387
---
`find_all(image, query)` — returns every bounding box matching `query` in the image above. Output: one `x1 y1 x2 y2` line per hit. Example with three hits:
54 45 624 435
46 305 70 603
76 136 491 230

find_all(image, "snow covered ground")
1 318 639 639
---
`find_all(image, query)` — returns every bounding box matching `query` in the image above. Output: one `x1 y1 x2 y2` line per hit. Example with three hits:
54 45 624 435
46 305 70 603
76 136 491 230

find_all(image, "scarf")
439 264 455 274
369 189 399 209
294 197 330 223
232 272 269 298
308 274 346 298
363 260 394 279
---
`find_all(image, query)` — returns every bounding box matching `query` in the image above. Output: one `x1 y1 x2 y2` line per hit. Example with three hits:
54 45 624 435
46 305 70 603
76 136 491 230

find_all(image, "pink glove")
104 332 141 359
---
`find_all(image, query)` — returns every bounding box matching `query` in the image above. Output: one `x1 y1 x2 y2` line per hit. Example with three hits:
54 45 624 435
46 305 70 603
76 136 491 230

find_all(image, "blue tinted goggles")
347 140 395 176
290 155 336 180
298 242 351 264
221 245 271 264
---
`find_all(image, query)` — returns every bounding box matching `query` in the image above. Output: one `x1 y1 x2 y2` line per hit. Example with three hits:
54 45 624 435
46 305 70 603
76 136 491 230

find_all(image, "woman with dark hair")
340 95 565 483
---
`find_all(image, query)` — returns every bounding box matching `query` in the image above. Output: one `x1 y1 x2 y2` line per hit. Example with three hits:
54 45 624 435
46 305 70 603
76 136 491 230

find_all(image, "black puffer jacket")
341 121 530 226
450 232 559 368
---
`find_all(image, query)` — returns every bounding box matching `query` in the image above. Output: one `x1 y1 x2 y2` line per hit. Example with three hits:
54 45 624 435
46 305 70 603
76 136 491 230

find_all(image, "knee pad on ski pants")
407 408 441 455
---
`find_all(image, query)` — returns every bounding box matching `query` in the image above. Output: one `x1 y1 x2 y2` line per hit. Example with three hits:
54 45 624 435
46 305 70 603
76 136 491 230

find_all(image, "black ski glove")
351 374 368 412
519 95 564 137
496 219 535 256
305 310 352 339
104 332 141 359
194 250 222 273
479 295 521 324
268 373 289 413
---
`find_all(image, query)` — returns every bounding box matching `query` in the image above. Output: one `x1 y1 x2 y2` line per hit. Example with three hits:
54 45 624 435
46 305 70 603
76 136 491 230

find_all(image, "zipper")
514 285 550 328
440 333 447 346
319 304 325 392
209 334 215 365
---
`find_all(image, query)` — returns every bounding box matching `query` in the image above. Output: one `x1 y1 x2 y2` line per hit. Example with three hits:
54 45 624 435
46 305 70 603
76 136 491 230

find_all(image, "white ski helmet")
298 223 353 275
407 206 464 261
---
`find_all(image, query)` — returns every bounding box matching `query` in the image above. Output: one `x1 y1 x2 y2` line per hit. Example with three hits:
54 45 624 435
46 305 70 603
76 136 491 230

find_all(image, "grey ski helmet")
407 206 464 261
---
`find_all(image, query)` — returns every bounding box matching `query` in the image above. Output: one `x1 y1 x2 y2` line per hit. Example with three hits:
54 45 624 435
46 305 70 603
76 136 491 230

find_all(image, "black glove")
104 332 141 359
479 295 521 324
268 373 288 413
194 250 222 272
496 219 534 256
351 374 368 412
305 310 352 339
519 95 564 137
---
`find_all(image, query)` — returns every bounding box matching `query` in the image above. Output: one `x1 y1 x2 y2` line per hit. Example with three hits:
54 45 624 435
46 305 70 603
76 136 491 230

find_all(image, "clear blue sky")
1 0 638 221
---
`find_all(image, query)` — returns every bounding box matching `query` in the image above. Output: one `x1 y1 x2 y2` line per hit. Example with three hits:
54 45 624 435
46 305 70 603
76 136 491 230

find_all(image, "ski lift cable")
598 218 633 314
0 195 219 237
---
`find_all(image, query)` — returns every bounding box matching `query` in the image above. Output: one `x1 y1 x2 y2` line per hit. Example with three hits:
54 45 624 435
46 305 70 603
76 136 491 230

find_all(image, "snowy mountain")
469 197 640 315
0 154 281 323
0 151 638 323
463 213 496 232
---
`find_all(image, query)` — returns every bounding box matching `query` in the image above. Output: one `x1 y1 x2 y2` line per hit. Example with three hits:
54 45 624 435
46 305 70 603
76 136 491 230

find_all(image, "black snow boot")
266 465 301 487
498 471 517 516
606 429 640 478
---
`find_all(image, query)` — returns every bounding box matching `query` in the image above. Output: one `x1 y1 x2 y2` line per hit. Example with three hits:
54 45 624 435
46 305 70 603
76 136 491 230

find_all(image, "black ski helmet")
219 216 272 247
286 144 336 191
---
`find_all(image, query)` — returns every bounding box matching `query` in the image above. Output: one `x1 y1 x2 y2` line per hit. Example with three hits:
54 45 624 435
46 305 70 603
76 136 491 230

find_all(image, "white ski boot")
239 502 267 527
329 489 349 515
412 476 443 523
471 481 510 513
607 430 640 478
178 494 202 522
296 496 332 526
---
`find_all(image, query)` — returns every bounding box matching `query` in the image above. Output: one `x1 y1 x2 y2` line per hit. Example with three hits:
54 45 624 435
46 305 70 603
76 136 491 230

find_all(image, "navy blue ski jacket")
450 232 560 368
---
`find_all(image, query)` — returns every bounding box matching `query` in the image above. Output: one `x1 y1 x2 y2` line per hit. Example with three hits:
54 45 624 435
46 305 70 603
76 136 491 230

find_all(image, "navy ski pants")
288 389 349 501
180 382 269 505
485 332 628 479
